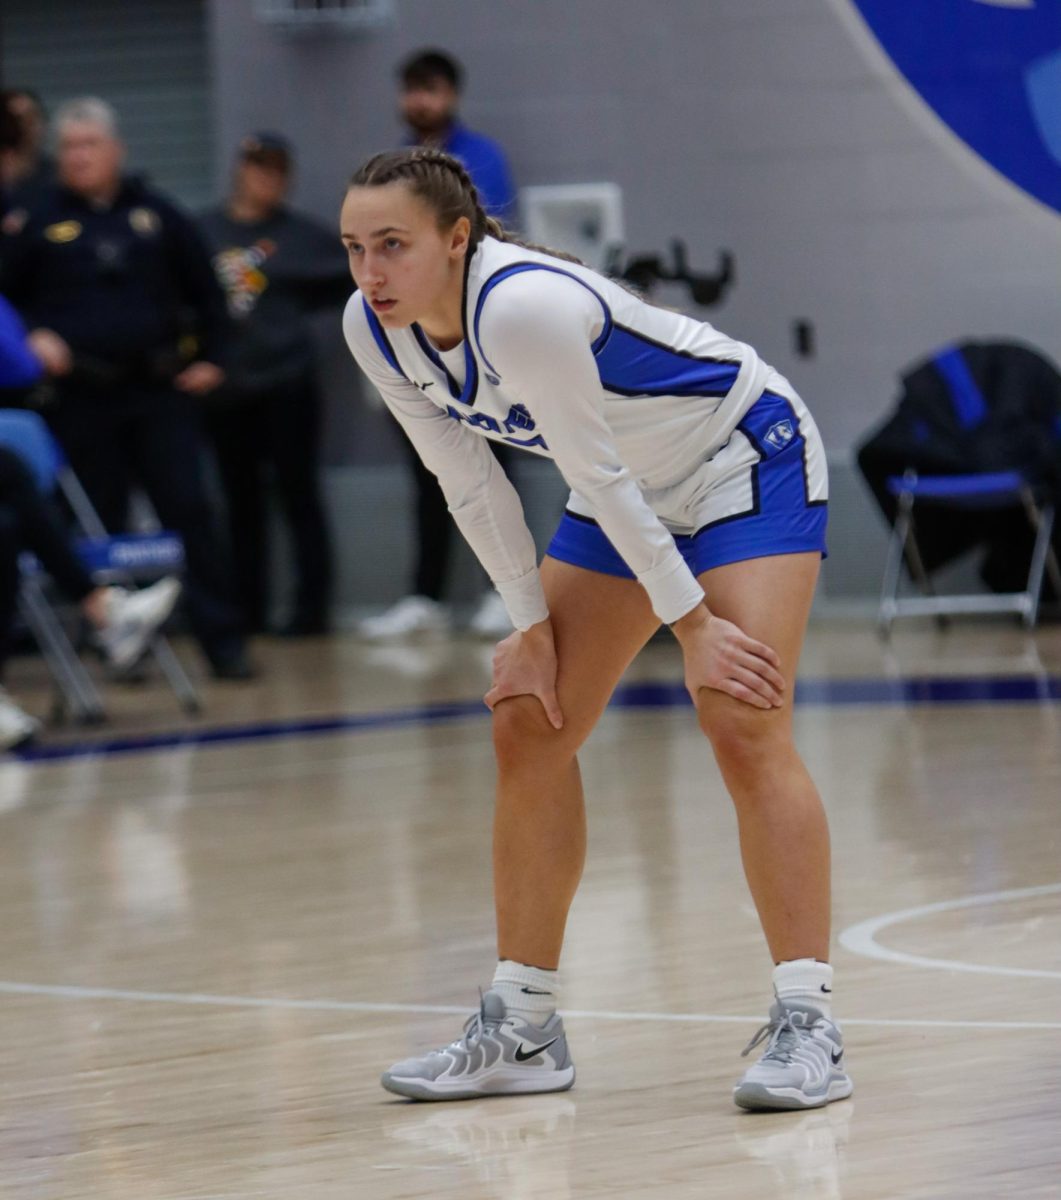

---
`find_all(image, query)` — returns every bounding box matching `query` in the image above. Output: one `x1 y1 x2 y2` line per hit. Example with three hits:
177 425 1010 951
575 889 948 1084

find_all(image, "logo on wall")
846 0 1061 216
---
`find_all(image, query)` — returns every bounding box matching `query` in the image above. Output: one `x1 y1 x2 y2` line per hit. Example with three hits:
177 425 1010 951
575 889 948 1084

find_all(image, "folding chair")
877 469 1061 636
0 409 201 722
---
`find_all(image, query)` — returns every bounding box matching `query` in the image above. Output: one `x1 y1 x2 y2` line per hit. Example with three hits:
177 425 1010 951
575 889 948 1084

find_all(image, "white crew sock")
490 960 559 1027
773 958 834 1021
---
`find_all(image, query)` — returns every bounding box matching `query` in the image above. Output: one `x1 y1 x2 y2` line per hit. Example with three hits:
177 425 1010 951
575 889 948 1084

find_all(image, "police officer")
0 96 252 679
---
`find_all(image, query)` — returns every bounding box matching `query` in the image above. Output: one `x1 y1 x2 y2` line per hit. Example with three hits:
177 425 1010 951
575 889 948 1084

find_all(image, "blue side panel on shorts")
594 326 741 398
545 391 828 580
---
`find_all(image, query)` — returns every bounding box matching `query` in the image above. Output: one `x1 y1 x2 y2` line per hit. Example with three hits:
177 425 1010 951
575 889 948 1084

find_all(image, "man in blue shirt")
359 49 519 640
399 49 517 226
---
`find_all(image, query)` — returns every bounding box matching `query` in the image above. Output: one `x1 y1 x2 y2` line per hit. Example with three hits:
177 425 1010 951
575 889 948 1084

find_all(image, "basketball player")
340 148 852 1112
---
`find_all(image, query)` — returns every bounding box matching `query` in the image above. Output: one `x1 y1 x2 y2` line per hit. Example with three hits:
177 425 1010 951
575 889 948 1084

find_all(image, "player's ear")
448 215 471 260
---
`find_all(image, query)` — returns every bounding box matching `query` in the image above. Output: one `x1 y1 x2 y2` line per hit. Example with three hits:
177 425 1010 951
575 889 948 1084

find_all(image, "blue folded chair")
0 408 201 722
878 469 1061 635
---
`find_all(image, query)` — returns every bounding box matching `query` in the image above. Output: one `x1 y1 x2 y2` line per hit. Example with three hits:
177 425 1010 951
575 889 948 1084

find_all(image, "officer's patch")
1 208 27 236
129 207 161 236
44 220 82 244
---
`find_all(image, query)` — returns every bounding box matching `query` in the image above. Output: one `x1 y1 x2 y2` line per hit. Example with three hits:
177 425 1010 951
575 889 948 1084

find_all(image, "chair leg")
147 635 202 715
1020 494 1057 628
878 492 914 638
17 580 106 724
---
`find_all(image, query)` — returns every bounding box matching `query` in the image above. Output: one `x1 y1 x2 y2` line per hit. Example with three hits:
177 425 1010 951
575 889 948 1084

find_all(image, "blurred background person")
358 49 519 641
0 88 55 214
0 290 182 749
198 132 348 637
0 97 253 680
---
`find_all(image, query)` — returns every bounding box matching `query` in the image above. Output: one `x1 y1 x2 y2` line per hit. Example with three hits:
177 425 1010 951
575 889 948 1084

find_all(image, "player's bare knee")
696 692 788 772
492 694 578 770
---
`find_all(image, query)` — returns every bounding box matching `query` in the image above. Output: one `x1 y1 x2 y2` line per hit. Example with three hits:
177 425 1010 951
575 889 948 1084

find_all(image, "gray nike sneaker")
733 999 853 1112
381 990 575 1102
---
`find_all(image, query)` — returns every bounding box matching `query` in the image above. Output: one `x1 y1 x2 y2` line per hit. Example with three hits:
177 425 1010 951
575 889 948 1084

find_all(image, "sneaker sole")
381 1064 575 1102
733 1073 853 1112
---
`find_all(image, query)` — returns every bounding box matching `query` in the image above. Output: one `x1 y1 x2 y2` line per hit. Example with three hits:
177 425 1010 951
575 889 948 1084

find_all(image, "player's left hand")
672 603 785 710
174 360 226 395
484 618 564 730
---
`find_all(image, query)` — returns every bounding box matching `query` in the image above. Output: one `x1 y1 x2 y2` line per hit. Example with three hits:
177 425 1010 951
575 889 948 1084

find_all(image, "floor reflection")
733 1101 853 1200
382 1093 577 1199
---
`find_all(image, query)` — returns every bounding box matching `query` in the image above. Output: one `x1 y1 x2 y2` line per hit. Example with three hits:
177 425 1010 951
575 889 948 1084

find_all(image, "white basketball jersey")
344 236 805 628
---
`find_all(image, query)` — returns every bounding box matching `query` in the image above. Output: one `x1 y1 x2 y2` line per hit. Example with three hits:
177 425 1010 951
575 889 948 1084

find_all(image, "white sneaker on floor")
95 577 182 670
358 595 450 641
733 999 853 1111
381 990 575 1101
0 688 41 752
468 590 512 639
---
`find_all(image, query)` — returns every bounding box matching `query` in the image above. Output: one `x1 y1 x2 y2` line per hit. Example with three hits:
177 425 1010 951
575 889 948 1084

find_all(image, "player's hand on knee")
672 606 784 710
484 618 564 730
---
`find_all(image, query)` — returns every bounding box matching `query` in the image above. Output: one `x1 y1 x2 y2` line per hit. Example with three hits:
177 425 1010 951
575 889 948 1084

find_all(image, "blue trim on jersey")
412 324 463 400
472 262 613 379
595 324 741 398
361 297 408 380
545 392 827 577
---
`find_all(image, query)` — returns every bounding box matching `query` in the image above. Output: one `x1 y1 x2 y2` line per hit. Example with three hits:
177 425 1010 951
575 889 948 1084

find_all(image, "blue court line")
9 674 1059 765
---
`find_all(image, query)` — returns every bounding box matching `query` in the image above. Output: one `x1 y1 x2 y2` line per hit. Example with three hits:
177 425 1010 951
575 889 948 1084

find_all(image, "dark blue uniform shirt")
0 177 228 369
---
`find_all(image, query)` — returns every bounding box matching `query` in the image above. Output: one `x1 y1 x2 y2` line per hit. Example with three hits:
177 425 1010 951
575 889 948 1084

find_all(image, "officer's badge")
44 220 82 244
129 207 161 236
1 208 27 236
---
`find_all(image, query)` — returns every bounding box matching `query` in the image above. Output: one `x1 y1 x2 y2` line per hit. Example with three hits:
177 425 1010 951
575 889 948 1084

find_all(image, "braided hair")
348 147 583 264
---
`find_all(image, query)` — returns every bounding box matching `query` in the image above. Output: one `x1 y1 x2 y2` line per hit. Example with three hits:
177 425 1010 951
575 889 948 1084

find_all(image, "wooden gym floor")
0 619 1058 1198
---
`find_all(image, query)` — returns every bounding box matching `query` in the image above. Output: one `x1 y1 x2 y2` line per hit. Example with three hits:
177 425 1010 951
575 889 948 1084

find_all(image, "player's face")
57 121 125 198
341 182 469 331
400 78 458 138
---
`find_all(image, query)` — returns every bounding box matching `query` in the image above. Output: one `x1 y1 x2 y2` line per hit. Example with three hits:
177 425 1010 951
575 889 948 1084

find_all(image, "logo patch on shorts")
764 419 795 450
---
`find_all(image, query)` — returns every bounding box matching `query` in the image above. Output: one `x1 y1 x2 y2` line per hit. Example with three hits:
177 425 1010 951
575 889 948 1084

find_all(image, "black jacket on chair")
857 340 1061 595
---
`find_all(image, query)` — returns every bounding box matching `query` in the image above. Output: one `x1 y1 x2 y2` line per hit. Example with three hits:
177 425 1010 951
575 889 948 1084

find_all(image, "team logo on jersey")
764 419 795 449
444 403 549 450
129 207 161 236
44 220 82 244
504 403 536 431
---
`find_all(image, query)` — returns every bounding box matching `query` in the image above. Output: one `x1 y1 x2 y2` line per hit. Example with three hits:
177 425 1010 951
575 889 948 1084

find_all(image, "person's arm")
342 296 547 630
162 201 231 385
479 271 705 626
480 272 784 709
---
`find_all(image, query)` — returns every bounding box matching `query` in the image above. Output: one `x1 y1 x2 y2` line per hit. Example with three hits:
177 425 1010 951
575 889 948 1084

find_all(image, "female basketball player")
341 147 853 1112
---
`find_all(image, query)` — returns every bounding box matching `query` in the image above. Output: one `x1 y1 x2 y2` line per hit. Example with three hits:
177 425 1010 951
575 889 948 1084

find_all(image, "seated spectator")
0 293 180 750
198 133 349 636
0 97 253 679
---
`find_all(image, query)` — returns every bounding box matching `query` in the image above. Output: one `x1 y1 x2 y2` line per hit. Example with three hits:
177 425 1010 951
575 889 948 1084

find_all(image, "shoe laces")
741 1009 807 1065
439 990 505 1057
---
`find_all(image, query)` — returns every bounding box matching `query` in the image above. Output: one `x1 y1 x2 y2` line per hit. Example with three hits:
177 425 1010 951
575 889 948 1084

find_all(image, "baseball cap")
238 131 293 171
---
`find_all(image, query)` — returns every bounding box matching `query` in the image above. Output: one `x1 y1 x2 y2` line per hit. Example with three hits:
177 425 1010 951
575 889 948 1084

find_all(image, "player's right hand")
484 617 564 730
